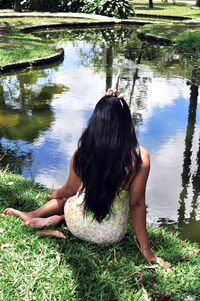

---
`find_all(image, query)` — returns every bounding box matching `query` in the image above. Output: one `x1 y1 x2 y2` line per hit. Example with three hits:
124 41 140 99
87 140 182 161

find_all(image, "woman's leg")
3 198 66 224
26 214 65 228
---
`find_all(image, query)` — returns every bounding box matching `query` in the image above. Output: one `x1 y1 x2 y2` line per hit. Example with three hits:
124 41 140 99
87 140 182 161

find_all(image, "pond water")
0 26 199 242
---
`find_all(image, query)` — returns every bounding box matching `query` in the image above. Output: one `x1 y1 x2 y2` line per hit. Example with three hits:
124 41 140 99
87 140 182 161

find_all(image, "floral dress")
64 189 129 243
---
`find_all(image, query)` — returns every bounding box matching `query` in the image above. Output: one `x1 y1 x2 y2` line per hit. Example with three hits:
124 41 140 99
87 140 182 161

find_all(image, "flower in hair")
105 88 121 97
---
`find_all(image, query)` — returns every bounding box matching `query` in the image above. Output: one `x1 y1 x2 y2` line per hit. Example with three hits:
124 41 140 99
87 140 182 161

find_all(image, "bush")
0 0 13 9
1 0 134 17
21 0 86 12
176 31 200 56
81 0 134 19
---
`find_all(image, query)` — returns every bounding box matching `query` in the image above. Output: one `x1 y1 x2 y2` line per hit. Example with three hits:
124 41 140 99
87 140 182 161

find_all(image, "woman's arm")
51 153 82 200
129 146 157 264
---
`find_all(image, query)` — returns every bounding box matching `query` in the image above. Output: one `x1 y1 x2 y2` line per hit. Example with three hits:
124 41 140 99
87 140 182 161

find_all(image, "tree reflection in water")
0 67 69 173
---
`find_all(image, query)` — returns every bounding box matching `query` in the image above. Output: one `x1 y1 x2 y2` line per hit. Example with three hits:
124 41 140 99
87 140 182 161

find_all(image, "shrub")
0 0 13 8
176 31 200 56
81 0 134 19
1 0 134 17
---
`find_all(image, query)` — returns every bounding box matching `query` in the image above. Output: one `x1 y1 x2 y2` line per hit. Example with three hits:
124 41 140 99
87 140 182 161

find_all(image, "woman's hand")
141 247 157 265
141 247 171 269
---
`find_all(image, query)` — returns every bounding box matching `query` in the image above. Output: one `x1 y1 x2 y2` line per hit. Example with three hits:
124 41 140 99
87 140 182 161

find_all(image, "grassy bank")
137 23 199 40
0 169 199 300
0 17 97 67
134 0 200 18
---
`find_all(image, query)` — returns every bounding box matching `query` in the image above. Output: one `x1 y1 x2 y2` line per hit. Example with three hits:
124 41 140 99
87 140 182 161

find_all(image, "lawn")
134 0 200 18
0 17 100 67
137 23 200 40
0 169 200 300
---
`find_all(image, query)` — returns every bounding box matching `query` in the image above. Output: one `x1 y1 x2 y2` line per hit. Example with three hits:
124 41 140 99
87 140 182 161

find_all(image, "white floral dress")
64 190 129 243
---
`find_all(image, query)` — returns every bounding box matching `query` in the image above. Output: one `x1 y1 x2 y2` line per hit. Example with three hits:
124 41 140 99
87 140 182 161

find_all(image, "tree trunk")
14 0 22 12
196 0 200 7
149 0 153 9
105 47 113 91
32 0 41 11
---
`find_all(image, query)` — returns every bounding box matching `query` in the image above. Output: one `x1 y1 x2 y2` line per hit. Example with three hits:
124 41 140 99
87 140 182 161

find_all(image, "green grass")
134 0 200 18
0 17 98 67
137 22 200 40
0 169 200 300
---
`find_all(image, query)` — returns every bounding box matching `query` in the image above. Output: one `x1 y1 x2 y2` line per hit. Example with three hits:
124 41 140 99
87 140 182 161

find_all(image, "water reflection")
0 26 199 241
0 68 69 172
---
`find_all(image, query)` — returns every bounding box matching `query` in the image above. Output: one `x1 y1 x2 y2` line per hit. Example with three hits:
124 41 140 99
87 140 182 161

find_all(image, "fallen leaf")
121 274 128 277
156 257 171 271
16 198 22 206
0 228 5 233
70 279 75 287
6 181 16 186
37 230 66 239
131 272 143 284
180 240 184 247
196 249 200 255
63 226 68 231
0 243 12 249
150 289 170 298
114 248 117 263
144 264 159 270
176 255 189 262
150 289 162 298
56 253 61 264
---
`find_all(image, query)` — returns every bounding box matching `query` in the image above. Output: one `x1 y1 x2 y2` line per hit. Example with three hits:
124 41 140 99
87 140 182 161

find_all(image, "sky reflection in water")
0 27 199 241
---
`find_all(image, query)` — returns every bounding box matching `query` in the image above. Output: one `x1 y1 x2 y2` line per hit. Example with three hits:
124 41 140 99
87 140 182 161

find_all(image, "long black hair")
74 95 142 223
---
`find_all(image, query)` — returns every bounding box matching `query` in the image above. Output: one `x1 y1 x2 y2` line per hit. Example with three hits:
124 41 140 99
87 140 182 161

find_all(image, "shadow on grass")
18 221 199 300
0 172 199 300
135 6 165 11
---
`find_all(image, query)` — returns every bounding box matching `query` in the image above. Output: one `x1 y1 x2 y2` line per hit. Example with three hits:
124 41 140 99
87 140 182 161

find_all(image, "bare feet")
3 208 35 222
26 215 64 228
3 208 65 228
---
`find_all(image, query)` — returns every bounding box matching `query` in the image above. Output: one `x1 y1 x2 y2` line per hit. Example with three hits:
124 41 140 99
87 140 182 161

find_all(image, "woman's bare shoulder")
139 146 150 167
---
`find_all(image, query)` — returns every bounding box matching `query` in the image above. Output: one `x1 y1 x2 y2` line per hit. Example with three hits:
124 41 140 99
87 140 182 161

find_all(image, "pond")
0 26 199 242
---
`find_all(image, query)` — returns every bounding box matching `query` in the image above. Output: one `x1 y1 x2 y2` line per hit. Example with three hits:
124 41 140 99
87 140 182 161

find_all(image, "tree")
149 0 153 9
14 0 22 12
196 0 200 7
31 0 41 10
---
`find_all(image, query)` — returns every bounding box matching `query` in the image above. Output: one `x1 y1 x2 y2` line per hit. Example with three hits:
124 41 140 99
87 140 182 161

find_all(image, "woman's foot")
26 215 64 228
3 208 35 222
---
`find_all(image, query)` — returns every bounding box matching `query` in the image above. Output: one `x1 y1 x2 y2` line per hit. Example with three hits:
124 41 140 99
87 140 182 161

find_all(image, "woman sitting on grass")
3 77 158 264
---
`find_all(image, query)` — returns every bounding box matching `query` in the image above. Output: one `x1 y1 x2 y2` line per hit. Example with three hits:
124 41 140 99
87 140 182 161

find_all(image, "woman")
3 86 157 264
